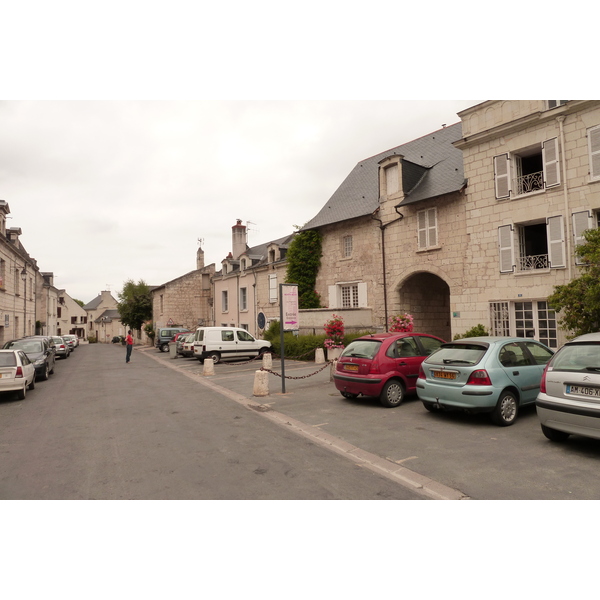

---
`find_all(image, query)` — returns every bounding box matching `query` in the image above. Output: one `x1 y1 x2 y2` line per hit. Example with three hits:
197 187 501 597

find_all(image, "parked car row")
0 335 80 400
333 331 600 443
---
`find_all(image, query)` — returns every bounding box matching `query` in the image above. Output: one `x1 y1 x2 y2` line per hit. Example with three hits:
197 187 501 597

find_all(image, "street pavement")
140 345 600 500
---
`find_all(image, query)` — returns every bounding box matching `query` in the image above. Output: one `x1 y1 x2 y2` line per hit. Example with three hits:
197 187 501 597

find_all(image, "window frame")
222 290 229 313
417 207 438 250
588 125 600 182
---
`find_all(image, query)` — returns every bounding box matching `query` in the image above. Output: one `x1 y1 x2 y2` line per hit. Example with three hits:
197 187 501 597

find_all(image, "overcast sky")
0 99 479 303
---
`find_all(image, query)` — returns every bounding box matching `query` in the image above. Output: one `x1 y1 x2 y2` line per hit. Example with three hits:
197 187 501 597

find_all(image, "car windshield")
425 343 487 366
0 353 17 367
340 339 382 360
551 343 600 372
6 340 43 353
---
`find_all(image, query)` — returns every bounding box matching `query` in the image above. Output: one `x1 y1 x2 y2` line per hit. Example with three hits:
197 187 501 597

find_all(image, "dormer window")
385 165 399 195
269 249 276 263
378 155 403 199
241 258 246 271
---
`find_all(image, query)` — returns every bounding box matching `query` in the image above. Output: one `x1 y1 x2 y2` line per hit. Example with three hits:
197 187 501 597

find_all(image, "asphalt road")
0 342 428 499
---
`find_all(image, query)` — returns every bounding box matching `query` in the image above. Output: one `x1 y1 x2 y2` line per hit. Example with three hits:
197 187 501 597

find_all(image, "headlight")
34 358 45 365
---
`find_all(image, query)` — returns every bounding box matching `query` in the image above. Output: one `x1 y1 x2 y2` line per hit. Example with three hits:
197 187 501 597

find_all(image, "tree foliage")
117 279 153 331
285 229 322 309
548 228 600 337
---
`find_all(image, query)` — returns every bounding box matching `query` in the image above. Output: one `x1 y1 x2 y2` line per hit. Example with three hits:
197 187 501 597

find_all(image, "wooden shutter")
589 126 600 181
498 225 515 273
417 210 428 249
572 211 593 265
543 138 560 188
328 285 337 309
268 274 277 302
547 215 566 268
357 283 368 308
494 154 511 199
427 208 437 247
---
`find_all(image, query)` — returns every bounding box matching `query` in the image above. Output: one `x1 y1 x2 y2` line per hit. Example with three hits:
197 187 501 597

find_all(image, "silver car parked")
536 332 600 442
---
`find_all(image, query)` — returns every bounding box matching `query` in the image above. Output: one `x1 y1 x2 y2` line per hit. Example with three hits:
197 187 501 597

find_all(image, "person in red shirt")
126 330 134 363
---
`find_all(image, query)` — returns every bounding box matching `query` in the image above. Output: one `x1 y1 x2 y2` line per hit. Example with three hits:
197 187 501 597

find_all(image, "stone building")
301 123 467 341
151 246 215 335
57 290 88 339
212 220 294 337
454 100 600 348
38 272 60 337
84 290 121 343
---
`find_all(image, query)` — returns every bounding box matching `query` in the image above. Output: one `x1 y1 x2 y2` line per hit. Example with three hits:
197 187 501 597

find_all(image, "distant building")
84 290 121 343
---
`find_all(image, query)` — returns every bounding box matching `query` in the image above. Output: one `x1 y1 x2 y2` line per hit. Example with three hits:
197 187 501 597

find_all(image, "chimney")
7 227 22 244
231 219 247 259
196 246 205 270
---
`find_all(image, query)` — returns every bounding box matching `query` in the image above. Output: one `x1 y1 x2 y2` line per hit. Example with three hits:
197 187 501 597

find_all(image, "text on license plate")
566 385 600 397
432 370 457 380
344 364 359 372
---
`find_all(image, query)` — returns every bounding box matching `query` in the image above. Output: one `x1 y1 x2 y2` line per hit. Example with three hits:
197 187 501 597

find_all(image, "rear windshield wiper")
443 359 473 365
585 366 600 372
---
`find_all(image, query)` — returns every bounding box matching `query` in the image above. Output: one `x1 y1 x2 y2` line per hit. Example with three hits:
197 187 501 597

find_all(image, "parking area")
138 346 600 499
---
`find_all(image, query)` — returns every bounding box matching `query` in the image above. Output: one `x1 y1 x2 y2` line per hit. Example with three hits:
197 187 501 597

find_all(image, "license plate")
432 370 457 380
566 385 600 397
344 364 359 372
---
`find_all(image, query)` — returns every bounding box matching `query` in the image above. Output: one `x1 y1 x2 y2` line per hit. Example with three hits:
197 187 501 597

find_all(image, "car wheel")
49 362 55 375
341 391 359 399
41 363 49 381
160 343 169 352
17 385 26 400
28 375 35 390
541 424 571 442
207 352 221 364
491 390 519 426
380 379 405 408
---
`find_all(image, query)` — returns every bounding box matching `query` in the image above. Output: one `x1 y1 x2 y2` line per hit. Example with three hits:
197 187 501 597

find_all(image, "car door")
498 342 546 404
388 336 423 393
235 329 259 358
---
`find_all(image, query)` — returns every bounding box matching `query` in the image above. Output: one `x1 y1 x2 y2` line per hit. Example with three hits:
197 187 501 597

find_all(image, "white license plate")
566 385 600 397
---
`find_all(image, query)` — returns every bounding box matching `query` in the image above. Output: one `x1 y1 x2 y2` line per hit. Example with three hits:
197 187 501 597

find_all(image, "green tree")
285 229 322 309
117 279 153 331
548 228 600 337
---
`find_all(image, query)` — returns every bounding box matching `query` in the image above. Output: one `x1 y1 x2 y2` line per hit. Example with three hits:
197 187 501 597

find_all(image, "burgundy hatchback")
333 333 445 407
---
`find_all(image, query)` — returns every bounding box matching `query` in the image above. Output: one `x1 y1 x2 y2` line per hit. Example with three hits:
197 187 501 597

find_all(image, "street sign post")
279 284 299 393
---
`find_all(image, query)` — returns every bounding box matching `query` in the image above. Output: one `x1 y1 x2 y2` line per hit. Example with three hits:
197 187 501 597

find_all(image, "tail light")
540 363 550 394
418 365 426 380
16 366 23 378
368 360 380 375
466 369 492 386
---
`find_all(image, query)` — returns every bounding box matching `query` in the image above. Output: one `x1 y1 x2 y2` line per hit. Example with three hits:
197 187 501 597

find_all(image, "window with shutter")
589 125 600 181
547 215 566 268
572 211 593 265
268 274 277 303
498 225 515 273
543 138 560 188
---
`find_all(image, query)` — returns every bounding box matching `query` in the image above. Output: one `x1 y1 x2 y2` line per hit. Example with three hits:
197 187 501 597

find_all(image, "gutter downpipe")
557 115 572 281
371 207 404 331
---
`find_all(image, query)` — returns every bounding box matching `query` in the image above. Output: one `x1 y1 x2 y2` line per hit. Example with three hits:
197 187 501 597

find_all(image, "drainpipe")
557 116 572 281
371 207 404 331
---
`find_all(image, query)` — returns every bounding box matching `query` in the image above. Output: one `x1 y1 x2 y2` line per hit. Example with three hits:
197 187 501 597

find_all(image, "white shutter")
543 138 560 188
589 126 600 181
572 211 593 265
268 274 278 302
494 154 511 199
427 208 437 247
498 225 515 273
547 215 566 268
328 285 338 309
417 210 428 249
357 282 368 308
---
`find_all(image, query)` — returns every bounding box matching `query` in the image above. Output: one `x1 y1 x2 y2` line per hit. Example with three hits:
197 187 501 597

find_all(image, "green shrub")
88 335 97 344
453 323 490 340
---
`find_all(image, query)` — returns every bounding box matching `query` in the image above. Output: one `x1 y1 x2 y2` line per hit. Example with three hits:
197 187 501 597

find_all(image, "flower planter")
326 347 343 361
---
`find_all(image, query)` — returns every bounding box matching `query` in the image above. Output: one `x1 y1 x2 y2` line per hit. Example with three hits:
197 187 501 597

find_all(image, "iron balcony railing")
519 253 549 271
513 171 544 195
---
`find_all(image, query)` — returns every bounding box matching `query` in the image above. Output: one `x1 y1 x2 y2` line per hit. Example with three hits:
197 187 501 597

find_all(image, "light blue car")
416 337 554 426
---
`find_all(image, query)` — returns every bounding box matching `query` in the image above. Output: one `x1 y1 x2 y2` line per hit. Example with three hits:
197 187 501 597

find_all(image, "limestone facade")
454 100 600 348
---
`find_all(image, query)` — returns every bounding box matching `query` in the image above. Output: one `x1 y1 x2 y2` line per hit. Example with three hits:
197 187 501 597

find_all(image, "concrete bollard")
315 348 325 364
203 358 215 376
253 370 269 397
330 359 338 382
262 352 273 370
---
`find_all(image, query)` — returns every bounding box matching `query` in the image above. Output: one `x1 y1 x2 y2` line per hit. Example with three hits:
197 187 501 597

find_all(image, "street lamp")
20 266 27 337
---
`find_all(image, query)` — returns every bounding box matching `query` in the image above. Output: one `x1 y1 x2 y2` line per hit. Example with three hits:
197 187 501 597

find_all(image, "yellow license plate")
344 364 359 372
432 370 457 380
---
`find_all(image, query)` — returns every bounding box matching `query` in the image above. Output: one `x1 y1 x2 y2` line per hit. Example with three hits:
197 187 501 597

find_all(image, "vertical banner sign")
279 284 299 394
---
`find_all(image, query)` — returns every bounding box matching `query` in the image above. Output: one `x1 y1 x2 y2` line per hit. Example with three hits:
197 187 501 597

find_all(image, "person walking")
126 330 134 363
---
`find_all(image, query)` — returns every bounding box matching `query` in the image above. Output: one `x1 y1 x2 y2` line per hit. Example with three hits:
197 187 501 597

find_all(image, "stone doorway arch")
397 273 451 341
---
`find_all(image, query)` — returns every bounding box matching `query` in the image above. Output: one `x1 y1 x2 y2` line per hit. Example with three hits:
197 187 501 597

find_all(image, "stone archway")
397 273 451 341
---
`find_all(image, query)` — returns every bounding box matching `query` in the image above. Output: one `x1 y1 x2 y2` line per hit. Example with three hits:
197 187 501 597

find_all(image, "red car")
333 332 445 407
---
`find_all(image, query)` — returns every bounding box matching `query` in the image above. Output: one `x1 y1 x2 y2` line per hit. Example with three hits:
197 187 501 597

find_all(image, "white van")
193 327 273 364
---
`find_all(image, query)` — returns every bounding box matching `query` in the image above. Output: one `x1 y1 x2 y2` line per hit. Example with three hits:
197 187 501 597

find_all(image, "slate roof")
302 122 465 230
94 309 121 323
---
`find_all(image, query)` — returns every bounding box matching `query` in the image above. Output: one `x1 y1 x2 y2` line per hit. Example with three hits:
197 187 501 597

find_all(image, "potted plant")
388 313 414 333
324 314 345 360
